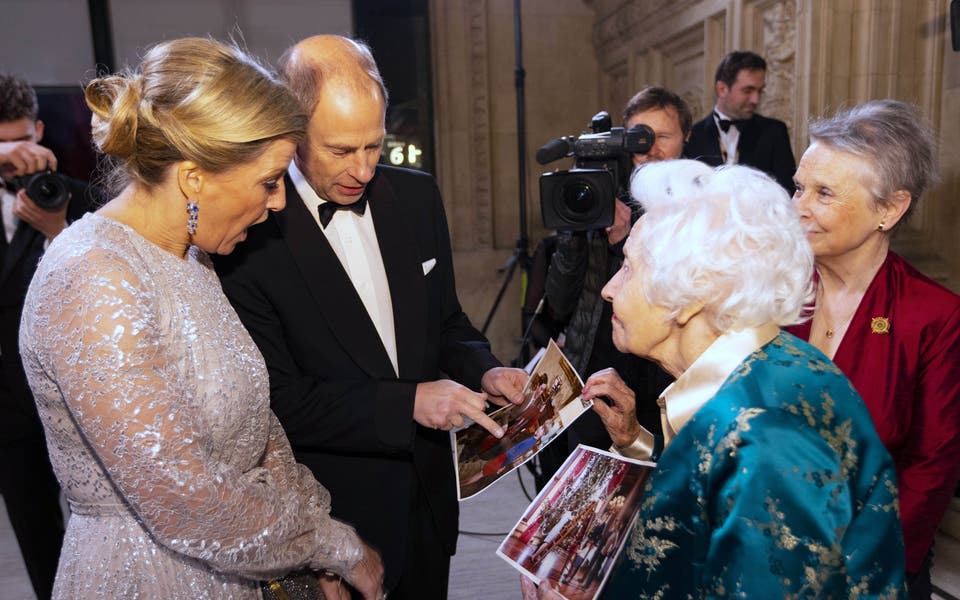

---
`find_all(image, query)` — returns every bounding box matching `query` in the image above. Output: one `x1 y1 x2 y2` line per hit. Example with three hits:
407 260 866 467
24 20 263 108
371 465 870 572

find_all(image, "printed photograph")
454 339 586 500
497 445 654 600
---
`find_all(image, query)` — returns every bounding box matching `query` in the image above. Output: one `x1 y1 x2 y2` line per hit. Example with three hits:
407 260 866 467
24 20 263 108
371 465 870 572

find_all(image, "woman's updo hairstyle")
85 37 307 191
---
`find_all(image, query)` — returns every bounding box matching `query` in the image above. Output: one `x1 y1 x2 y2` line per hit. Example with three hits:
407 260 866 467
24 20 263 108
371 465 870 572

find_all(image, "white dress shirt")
713 107 741 165
288 161 399 375
2 187 17 244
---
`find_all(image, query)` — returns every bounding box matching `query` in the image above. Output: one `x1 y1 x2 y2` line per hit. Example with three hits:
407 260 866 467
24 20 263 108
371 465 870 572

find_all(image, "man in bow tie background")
213 35 527 600
684 50 796 192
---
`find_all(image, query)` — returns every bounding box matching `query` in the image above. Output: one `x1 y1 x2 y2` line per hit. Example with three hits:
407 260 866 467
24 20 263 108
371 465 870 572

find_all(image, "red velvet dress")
788 251 960 572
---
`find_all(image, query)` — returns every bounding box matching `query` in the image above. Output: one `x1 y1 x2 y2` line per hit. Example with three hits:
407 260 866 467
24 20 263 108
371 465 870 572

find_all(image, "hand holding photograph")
453 339 587 500
497 445 654 600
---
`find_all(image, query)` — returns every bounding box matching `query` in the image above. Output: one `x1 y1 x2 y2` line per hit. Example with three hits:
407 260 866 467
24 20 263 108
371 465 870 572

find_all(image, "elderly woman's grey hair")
629 160 814 332
809 99 938 226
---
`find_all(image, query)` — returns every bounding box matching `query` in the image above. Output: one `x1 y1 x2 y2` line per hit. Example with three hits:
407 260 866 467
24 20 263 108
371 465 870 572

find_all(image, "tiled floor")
2 475 959 600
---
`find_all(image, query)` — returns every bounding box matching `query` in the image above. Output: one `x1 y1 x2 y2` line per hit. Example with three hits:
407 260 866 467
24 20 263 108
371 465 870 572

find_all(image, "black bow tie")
714 112 748 133
318 196 367 228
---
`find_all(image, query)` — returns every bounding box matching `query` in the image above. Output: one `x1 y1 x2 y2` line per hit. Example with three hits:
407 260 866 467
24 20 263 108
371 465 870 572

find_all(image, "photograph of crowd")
454 340 586 499
498 446 654 600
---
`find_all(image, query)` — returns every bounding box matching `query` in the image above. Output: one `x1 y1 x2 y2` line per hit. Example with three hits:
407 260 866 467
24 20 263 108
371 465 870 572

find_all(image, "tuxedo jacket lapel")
0 220 8 287
275 178 396 378
704 116 722 157
367 171 427 381
736 115 761 163
685 116 724 167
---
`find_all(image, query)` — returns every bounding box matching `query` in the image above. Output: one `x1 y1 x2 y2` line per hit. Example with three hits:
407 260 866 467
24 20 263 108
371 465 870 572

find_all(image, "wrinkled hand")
0 141 56 178
318 573 351 600
342 542 384 600
520 575 564 600
584 368 641 447
414 379 504 438
605 199 632 246
481 367 528 407
13 190 68 240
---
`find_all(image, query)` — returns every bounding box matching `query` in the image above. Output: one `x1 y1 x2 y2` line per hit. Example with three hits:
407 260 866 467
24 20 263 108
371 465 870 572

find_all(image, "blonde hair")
85 37 307 192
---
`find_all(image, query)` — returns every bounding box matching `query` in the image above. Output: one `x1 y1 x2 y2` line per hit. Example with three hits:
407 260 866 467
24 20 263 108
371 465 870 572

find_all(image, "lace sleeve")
30 247 364 580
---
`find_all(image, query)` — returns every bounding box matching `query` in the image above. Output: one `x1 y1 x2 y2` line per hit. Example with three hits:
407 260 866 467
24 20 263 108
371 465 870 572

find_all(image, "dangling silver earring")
186 200 199 236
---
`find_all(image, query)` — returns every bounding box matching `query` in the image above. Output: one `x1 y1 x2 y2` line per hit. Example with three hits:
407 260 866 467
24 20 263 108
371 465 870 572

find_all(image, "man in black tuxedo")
214 36 527 599
0 72 93 600
684 50 796 192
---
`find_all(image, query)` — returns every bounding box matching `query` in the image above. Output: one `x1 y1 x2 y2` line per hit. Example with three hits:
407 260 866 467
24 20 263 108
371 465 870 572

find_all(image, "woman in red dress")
789 99 960 599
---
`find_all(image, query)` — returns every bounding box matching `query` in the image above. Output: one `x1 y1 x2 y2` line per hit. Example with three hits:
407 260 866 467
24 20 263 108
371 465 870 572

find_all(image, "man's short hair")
622 86 693 138
0 72 39 123
714 51 767 88
279 36 388 117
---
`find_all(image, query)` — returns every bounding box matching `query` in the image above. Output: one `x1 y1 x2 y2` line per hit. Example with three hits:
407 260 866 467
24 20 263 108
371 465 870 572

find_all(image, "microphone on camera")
536 136 575 165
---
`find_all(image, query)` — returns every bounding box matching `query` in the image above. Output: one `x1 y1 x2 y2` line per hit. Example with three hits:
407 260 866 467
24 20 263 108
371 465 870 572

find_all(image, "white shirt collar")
713 107 735 122
712 107 741 165
288 160 327 230
2 186 18 244
661 323 780 437
287 159 398 376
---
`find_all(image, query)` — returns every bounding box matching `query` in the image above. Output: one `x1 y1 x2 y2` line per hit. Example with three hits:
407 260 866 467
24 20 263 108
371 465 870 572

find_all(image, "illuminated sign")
384 135 425 169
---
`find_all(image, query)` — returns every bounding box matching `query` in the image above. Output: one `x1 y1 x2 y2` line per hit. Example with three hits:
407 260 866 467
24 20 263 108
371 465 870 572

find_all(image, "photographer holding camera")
0 72 93 600
536 87 692 482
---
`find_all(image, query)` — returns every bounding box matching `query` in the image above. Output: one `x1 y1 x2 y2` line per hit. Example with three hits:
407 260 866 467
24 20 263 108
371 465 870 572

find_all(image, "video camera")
7 170 71 211
537 111 654 231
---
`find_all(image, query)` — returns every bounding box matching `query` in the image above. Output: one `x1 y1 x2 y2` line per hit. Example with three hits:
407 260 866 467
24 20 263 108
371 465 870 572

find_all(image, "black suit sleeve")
426 182 501 389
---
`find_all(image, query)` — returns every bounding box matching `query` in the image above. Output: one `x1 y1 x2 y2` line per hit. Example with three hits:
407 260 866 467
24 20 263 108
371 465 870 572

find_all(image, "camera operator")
0 72 93 600
537 87 691 485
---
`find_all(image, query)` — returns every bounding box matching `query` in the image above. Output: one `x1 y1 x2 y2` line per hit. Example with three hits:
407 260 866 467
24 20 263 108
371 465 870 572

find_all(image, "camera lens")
37 180 57 196
560 179 596 215
25 171 70 211
539 168 615 231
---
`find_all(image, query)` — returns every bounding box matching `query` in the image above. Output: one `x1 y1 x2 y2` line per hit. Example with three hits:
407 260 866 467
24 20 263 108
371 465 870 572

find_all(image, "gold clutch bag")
261 570 324 600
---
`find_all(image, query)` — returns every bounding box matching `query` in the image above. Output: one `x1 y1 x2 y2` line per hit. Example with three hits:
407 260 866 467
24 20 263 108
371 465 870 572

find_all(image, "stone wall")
586 0 958 289
431 0 602 361
433 0 959 363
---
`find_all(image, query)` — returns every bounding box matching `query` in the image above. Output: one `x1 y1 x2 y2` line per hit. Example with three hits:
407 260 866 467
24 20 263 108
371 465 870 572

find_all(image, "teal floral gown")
602 330 905 598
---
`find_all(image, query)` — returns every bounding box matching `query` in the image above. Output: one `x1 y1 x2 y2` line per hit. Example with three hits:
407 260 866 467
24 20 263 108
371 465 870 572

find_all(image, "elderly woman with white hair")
522 160 905 599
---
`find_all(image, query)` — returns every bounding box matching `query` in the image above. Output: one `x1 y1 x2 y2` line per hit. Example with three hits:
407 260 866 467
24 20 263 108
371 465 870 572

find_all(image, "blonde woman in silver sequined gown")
17 38 384 599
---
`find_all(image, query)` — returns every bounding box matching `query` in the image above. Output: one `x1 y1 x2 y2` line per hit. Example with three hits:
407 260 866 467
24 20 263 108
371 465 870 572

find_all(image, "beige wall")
431 0 602 361
587 0 958 289
937 7 960 288
434 0 960 362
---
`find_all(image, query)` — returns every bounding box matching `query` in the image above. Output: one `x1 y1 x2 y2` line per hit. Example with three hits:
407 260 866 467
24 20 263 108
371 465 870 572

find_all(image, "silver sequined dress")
19 213 363 598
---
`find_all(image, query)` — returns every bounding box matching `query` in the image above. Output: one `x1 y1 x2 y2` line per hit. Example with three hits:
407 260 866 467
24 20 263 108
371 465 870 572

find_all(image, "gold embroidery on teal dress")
600 332 906 599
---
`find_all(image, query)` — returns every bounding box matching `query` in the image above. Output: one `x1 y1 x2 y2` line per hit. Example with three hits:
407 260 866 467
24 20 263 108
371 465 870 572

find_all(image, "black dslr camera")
537 111 654 231
8 170 71 211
